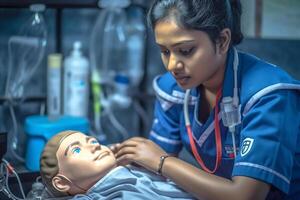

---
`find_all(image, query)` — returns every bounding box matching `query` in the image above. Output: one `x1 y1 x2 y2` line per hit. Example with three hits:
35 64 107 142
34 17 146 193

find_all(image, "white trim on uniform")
235 162 290 185
243 83 300 116
196 112 222 147
150 130 182 145
153 76 197 105
157 96 173 111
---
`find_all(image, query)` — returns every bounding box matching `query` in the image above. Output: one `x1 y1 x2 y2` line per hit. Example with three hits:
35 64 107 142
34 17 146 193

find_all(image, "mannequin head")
40 130 117 197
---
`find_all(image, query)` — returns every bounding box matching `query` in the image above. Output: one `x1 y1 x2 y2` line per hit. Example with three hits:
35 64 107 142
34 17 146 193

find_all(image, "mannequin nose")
91 144 101 153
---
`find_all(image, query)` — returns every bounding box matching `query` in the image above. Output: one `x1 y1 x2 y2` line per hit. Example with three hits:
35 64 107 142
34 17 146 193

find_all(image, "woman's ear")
216 28 231 54
52 174 71 193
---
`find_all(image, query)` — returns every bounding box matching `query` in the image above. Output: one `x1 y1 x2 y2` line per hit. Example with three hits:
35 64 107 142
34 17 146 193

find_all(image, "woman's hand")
115 137 167 173
108 143 121 154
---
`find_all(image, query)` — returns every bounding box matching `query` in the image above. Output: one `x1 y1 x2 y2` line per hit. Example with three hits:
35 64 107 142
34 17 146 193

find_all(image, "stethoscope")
183 48 241 174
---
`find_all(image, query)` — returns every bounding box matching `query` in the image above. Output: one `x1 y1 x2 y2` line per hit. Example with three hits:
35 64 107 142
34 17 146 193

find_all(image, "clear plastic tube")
1 159 26 200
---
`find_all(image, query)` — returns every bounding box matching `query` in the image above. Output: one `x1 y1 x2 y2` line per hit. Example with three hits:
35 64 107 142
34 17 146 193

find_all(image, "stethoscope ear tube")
184 89 191 126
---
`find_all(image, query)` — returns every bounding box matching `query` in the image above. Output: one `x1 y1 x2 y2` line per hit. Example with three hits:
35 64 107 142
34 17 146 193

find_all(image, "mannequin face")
55 132 117 193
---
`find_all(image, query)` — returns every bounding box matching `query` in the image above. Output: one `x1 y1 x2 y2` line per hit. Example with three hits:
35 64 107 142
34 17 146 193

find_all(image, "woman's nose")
167 54 183 72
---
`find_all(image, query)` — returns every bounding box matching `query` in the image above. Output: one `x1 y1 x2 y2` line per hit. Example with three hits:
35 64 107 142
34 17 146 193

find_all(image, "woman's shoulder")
238 51 300 107
239 51 295 83
152 72 189 104
153 72 184 94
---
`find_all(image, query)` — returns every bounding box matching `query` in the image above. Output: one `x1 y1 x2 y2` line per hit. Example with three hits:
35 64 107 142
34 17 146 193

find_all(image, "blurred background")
0 0 299 198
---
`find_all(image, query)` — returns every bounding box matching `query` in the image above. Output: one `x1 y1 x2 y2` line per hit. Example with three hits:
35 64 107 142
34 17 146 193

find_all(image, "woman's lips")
175 76 190 85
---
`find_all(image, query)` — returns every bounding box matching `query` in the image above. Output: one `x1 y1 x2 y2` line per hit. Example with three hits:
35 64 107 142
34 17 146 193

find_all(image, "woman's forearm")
162 157 270 200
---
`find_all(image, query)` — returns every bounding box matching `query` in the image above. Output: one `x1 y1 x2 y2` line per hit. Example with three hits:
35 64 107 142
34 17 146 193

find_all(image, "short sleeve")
232 90 300 194
149 99 183 154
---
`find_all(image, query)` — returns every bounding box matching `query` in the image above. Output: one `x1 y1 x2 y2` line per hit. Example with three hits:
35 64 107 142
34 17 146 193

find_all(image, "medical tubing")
106 108 129 140
6 36 45 99
2 159 26 200
183 89 192 126
91 73 104 133
184 88 223 173
233 48 239 107
89 7 107 84
9 36 40 47
230 129 237 158
133 100 151 131
8 104 25 163
6 36 40 97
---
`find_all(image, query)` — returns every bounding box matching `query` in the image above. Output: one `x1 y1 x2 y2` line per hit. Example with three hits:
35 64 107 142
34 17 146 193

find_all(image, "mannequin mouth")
95 151 110 160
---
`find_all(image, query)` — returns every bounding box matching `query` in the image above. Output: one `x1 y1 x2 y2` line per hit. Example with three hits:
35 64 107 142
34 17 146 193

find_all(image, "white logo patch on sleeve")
241 138 254 157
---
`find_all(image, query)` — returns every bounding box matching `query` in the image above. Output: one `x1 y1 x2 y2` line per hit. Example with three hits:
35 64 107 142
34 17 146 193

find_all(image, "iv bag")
6 4 47 99
90 0 130 84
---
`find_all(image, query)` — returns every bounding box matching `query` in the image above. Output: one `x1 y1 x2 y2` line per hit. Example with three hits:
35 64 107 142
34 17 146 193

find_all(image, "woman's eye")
161 49 170 56
179 47 194 56
72 147 81 154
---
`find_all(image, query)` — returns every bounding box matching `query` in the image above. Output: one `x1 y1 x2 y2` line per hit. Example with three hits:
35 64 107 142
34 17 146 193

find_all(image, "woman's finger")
108 143 121 154
116 154 135 166
115 146 138 159
118 139 141 149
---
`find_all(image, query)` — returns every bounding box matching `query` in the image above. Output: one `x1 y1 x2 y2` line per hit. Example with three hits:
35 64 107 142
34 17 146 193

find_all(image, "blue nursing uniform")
149 48 300 199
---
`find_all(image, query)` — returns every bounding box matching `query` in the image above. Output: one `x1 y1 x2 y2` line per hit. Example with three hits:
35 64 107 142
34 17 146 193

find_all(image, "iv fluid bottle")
90 0 131 84
26 181 44 200
6 4 47 98
63 41 90 117
47 54 62 119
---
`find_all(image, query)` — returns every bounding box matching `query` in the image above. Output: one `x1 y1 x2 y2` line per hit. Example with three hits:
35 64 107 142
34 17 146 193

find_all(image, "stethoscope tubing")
183 48 240 172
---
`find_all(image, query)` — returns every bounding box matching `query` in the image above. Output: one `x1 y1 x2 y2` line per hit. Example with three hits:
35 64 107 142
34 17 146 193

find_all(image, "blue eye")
72 147 81 154
91 140 98 144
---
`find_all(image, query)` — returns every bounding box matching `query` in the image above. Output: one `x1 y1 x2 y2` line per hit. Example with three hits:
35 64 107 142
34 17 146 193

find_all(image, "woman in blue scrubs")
114 0 300 199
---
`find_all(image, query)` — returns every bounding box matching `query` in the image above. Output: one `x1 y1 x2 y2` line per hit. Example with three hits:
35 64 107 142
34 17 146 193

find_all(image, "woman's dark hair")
147 0 243 45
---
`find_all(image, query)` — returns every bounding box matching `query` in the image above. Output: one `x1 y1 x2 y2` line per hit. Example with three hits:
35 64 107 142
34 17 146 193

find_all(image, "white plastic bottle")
63 41 90 117
47 53 62 119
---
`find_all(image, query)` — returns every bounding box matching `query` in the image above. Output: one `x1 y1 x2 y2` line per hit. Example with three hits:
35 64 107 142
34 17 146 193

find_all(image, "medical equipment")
89 0 149 142
126 6 146 87
0 133 25 200
6 4 47 99
0 132 7 161
0 158 71 200
26 177 44 200
5 4 47 164
89 0 130 142
184 48 241 173
63 41 90 118
47 54 62 119
0 159 26 200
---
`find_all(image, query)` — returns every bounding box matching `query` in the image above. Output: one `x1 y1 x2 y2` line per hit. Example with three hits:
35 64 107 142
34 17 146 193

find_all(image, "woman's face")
154 19 226 90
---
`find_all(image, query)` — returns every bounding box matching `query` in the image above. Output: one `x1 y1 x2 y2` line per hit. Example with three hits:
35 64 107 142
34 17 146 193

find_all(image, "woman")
114 0 300 199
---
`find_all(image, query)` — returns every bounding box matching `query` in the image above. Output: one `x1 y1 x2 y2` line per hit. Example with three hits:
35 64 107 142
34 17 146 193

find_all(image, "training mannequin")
40 130 195 199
